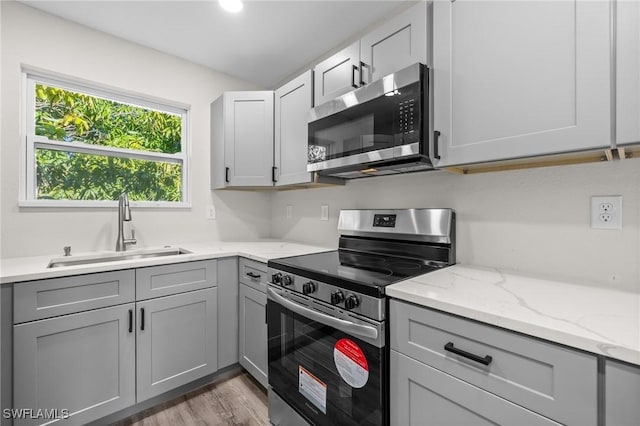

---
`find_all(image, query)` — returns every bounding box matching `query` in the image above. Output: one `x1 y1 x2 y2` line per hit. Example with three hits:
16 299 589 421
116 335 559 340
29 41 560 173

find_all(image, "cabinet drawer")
239 257 267 293
136 260 217 300
390 300 597 426
391 350 560 426
14 270 135 324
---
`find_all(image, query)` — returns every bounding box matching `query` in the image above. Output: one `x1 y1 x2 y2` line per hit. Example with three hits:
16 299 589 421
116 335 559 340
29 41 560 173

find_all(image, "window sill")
18 200 191 209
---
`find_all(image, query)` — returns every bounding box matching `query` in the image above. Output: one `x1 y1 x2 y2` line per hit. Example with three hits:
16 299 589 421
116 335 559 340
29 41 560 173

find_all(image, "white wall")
0 1 271 258
271 159 640 292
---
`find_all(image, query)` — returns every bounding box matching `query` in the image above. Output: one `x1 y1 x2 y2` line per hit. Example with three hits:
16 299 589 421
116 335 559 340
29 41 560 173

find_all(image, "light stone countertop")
386 264 640 366
3 247 638 366
0 240 334 284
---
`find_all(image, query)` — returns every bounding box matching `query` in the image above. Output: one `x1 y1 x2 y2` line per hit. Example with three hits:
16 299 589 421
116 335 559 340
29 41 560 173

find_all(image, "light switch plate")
591 196 622 229
206 205 216 220
320 205 329 221
286 205 293 219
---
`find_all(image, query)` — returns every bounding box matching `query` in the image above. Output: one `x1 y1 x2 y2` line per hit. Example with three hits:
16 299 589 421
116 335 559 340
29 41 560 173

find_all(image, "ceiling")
19 0 409 88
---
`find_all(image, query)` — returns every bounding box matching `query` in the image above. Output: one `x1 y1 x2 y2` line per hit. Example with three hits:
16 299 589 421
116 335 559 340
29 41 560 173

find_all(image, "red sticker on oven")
334 338 369 388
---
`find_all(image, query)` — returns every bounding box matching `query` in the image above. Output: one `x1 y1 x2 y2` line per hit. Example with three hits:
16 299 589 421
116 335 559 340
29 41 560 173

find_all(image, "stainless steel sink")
47 247 191 268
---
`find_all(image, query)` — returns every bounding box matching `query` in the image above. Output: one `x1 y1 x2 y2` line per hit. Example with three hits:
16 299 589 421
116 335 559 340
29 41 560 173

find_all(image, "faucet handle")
63 246 71 257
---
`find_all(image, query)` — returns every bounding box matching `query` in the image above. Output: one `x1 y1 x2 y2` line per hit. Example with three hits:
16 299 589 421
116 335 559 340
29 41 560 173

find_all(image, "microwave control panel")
398 98 418 143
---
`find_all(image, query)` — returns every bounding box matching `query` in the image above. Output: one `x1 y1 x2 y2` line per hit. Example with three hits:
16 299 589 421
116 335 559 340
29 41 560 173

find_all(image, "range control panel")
373 214 397 228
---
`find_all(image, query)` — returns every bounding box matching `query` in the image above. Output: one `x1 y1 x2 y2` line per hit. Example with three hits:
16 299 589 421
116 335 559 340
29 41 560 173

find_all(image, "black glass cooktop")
268 250 443 297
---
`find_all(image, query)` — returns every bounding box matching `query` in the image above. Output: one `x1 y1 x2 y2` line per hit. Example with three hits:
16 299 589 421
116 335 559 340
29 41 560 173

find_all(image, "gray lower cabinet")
390 299 597 426
391 350 560 426
605 360 640 426
136 287 218 402
217 257 239 369
238 282 267 388
13 304 136 426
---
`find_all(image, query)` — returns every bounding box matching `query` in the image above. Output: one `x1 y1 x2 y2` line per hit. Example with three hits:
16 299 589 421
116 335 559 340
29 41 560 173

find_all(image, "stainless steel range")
267 208 455 426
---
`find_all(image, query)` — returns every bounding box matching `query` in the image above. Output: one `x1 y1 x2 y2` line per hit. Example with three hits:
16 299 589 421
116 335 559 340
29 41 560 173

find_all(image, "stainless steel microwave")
307 63 431 179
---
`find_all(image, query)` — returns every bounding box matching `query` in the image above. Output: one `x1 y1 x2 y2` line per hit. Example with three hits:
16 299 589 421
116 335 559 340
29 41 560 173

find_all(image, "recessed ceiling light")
219 0 243 13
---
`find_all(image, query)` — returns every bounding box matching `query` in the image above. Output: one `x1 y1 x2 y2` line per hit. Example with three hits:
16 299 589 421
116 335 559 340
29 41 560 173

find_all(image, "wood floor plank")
112 372 268 426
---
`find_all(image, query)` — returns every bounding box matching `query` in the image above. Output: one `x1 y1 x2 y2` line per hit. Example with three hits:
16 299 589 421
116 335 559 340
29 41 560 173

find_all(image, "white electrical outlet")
320 205 329 221
591 196 622 229
286 205 293 219
206 205 216 220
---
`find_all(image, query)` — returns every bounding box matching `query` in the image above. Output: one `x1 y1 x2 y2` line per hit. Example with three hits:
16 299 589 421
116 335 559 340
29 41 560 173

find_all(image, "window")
22 70 189 207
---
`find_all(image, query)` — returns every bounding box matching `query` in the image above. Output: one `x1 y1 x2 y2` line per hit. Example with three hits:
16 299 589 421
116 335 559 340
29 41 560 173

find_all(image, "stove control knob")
271 272 283 285
344 295 360 310
302 281 317 294
330 291 345 305
282 275 293 286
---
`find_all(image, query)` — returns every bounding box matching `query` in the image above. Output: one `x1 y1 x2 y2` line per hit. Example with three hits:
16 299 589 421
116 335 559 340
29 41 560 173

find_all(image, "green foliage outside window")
34 84 184 202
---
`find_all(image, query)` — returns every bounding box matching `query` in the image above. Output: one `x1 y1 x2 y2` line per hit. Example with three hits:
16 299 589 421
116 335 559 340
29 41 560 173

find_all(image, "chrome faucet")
116 192 137 252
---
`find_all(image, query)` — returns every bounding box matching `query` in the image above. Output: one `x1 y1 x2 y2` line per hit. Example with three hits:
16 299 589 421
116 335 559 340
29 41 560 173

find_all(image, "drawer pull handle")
246 272 261 279
140 307 145 331
128 309 133 333
444 342 493 366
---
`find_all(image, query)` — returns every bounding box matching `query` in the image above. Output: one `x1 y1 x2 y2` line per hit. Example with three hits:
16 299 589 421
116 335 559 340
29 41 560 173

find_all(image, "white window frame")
20 68 191 208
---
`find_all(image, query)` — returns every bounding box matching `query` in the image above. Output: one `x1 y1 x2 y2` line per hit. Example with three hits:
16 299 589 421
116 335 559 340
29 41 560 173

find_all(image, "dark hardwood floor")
112 372 268 426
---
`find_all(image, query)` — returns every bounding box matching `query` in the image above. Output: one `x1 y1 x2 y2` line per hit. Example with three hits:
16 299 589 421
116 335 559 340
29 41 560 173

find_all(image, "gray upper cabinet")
136 287 218 402
313 41 361 106
217 257 239 370
616 0 640 146
239 282 268 388
274 70 314 186
360 1 427 83
13 304 136 426
432 0 611 167
211 91 274 188
605 360 640 426
313 2 427 106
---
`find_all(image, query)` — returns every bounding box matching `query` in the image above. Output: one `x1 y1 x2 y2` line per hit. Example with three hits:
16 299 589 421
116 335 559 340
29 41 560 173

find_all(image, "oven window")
267 300 385 426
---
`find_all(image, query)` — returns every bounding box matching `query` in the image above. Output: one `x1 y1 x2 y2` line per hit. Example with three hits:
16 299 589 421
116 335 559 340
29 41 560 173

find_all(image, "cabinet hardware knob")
444 342 492 366
434 130 442 160
351 65 359 89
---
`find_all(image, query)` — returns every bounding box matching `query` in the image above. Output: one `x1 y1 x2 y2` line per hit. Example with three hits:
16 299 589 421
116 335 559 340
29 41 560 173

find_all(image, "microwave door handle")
267 287 378 340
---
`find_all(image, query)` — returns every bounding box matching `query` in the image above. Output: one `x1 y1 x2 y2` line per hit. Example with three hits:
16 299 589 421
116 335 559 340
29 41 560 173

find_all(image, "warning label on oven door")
299 365 327 414
334 338 369 388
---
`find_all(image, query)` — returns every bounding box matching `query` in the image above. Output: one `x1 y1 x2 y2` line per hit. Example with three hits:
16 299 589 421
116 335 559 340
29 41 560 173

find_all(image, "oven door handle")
268 288 378 340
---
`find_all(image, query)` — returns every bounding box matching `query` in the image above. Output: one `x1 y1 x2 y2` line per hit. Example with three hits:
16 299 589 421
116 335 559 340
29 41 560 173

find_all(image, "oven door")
267 287 386 426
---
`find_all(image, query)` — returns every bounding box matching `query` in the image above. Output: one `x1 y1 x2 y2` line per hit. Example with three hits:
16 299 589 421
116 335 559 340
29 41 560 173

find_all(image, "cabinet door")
274 70 313 186
391 350 561 426
605 360 640 426
136 288 217 402
13 304 135 426
217 257 239 369
238 283 267 388
360 1 427 83
433 0 611 167
223 91 274 187
616 0 640 145
314 42 360 105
